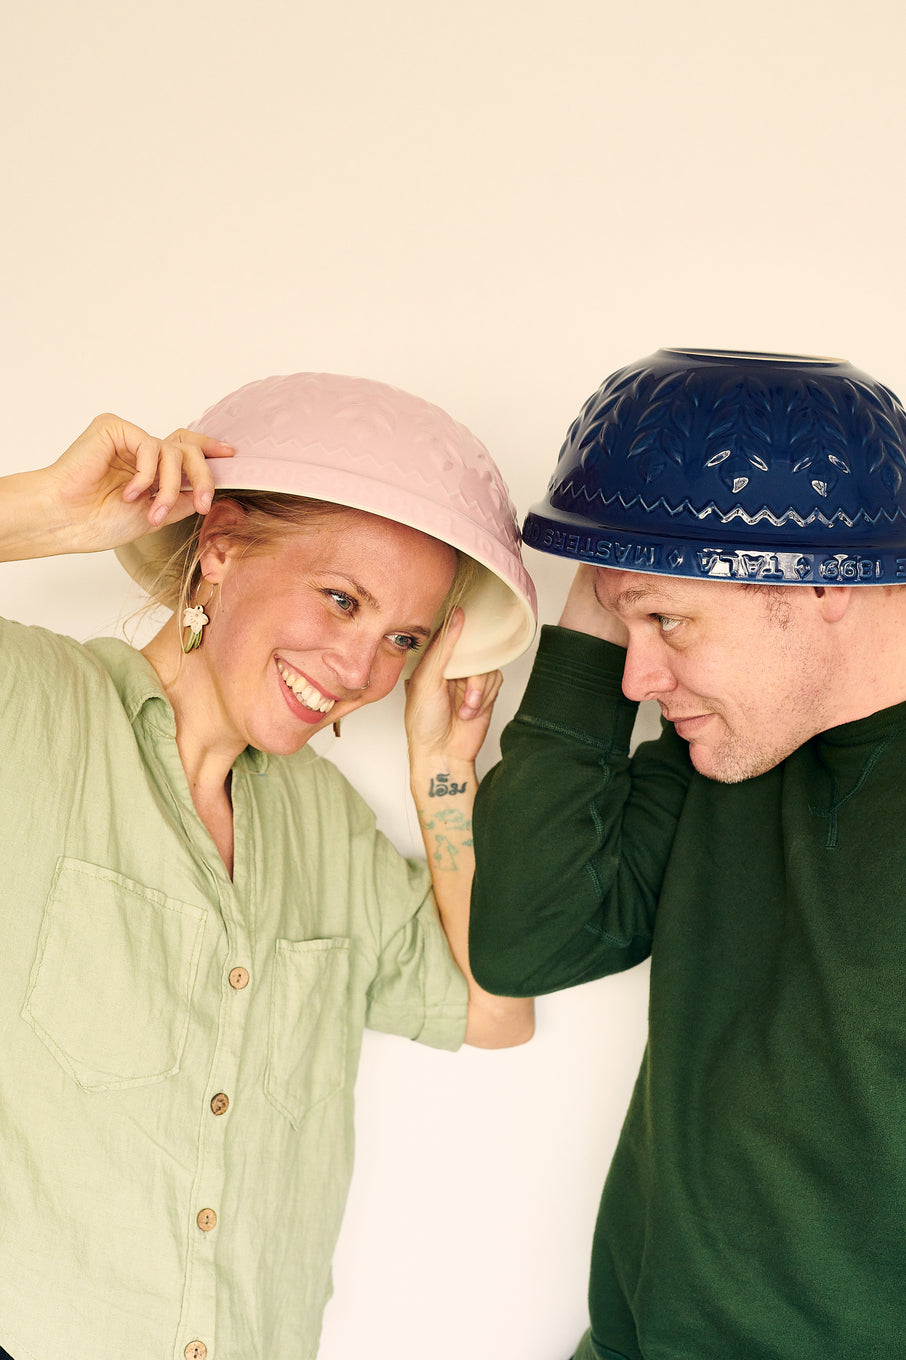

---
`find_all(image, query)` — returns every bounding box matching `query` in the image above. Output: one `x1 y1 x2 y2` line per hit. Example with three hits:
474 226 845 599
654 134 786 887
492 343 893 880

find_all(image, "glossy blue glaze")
524 349 906 584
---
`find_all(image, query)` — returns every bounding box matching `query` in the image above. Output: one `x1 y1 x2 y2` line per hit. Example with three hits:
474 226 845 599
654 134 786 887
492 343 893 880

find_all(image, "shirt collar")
83 637 270 774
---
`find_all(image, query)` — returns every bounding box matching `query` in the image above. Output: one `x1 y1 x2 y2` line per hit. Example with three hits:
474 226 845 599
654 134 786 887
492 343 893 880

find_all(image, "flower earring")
182 580 217 653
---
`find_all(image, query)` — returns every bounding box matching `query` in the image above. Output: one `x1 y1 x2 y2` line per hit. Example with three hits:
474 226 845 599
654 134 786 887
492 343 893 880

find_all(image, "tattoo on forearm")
420 806 473 871
429 772 468 798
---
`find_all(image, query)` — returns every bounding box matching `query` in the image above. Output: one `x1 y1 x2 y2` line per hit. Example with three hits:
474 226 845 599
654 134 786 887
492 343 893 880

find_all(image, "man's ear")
813 585 852 623
198 499 248 584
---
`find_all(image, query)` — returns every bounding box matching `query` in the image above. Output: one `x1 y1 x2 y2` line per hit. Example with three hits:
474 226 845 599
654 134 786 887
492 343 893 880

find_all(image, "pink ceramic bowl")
117 373 537 677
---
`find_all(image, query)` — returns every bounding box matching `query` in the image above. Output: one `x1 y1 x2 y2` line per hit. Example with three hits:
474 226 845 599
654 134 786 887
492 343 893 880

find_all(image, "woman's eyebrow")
339 574 379 608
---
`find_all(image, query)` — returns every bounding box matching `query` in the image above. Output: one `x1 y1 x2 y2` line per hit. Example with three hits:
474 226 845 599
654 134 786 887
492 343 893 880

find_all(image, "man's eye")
657 615 681 634
388 633 422 653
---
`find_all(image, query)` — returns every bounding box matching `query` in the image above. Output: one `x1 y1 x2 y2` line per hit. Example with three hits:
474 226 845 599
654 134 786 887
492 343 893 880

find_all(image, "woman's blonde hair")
143 490 477 648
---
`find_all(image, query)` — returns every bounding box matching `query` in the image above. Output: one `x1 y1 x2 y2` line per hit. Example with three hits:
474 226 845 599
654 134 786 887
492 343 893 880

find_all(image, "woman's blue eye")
328 590 356 613
388 633 422 653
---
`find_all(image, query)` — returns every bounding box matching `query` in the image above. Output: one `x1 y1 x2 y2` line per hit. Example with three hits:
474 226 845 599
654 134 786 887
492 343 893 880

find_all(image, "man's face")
593 569 837 783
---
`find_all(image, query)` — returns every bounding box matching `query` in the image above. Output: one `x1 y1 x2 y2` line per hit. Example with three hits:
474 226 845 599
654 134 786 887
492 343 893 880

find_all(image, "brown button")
210 1092 230 1116
196 1208 217 1232
229 966 249 990
185 1344 207 1360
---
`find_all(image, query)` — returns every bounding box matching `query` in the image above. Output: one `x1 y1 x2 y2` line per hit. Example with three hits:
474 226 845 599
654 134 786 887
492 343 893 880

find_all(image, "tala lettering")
697 550 809 581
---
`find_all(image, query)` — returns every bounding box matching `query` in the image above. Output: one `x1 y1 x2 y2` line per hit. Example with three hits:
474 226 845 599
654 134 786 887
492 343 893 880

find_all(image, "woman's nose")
324 637 379 693
621 640 677 703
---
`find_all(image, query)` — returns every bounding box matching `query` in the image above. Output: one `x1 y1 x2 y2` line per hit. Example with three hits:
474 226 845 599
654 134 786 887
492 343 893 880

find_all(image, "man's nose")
620 639 677 703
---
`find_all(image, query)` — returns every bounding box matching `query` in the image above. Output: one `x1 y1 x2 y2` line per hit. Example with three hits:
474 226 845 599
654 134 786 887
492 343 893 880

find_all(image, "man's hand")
558 564 630 646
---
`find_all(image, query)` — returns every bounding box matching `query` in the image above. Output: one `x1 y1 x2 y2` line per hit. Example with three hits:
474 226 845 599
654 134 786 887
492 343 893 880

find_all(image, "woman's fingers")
120 426 235 525
424 606 464 677
409 609 502 723
119 433 174 504
457 668 503 721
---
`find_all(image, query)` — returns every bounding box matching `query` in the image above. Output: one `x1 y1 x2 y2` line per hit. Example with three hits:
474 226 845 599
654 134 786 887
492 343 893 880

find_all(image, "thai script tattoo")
428 772 468 797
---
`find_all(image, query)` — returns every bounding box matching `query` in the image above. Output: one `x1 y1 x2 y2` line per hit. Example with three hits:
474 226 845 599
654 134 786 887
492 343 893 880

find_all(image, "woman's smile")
275 658 337 721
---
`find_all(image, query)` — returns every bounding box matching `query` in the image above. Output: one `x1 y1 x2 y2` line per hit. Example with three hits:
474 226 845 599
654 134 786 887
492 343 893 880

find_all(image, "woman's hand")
46 414 235 552
0 414 235 564
404 608 503 766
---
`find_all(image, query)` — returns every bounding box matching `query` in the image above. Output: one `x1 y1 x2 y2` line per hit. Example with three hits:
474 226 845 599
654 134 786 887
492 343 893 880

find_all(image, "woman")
0 373 536 1360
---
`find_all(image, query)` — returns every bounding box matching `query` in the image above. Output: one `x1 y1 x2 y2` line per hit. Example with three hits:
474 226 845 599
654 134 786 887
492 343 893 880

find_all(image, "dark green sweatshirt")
471 626 906 1360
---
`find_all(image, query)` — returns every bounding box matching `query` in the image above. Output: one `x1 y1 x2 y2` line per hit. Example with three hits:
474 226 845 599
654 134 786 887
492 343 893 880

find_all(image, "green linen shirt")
0 617 467 1360
471 625 906 1360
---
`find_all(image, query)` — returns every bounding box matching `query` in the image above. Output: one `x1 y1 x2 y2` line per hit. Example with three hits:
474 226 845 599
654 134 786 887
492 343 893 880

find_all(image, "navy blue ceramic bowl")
524 349 906 585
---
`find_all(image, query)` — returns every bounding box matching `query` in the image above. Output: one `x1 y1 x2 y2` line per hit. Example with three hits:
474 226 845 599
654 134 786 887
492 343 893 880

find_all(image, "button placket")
175 925 252 1354
175 769 257 1355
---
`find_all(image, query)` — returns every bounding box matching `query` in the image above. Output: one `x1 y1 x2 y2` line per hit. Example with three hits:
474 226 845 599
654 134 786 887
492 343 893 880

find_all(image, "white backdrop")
2 2 905 1356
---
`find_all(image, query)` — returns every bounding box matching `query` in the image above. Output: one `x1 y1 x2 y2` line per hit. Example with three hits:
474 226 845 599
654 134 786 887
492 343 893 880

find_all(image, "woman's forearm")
410 754 535 1049
0 468 79 562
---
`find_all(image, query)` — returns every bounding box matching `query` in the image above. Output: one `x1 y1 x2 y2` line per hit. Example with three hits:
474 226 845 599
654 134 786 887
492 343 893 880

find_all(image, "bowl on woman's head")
116 373 537 678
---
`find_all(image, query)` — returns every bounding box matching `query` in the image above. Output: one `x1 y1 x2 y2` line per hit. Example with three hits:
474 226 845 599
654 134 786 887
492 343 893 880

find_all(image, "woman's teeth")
277 662 335 714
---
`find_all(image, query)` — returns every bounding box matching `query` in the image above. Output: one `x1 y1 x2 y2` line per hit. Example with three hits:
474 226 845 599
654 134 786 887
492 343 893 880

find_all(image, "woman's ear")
197 499 248 584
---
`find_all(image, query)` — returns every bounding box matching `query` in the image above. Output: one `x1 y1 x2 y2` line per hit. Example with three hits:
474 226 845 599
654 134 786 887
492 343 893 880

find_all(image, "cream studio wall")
2 1 905 1356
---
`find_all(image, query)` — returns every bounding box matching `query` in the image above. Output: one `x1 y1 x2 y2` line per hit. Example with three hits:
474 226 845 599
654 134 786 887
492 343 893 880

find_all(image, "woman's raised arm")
0 414 234 562
404 609 535 1049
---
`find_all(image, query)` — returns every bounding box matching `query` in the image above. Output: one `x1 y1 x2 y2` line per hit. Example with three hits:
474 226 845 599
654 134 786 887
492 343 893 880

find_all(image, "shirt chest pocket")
265 937 351 1130
22 857 207 1092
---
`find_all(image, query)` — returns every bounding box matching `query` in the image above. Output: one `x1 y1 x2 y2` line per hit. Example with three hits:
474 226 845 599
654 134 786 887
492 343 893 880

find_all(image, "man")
470 349 906 1360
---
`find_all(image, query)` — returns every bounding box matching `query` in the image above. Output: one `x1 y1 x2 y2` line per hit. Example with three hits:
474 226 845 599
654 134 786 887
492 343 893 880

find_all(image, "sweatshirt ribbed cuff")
517 625 638 749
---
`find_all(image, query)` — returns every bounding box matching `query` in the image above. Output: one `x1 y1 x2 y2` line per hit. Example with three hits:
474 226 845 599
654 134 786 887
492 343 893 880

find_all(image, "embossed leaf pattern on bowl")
526 350 906 582
551 357 906 526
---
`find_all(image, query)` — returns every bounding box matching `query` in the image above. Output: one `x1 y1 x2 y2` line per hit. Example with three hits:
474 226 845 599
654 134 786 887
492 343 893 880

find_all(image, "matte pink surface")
118 373 537 677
